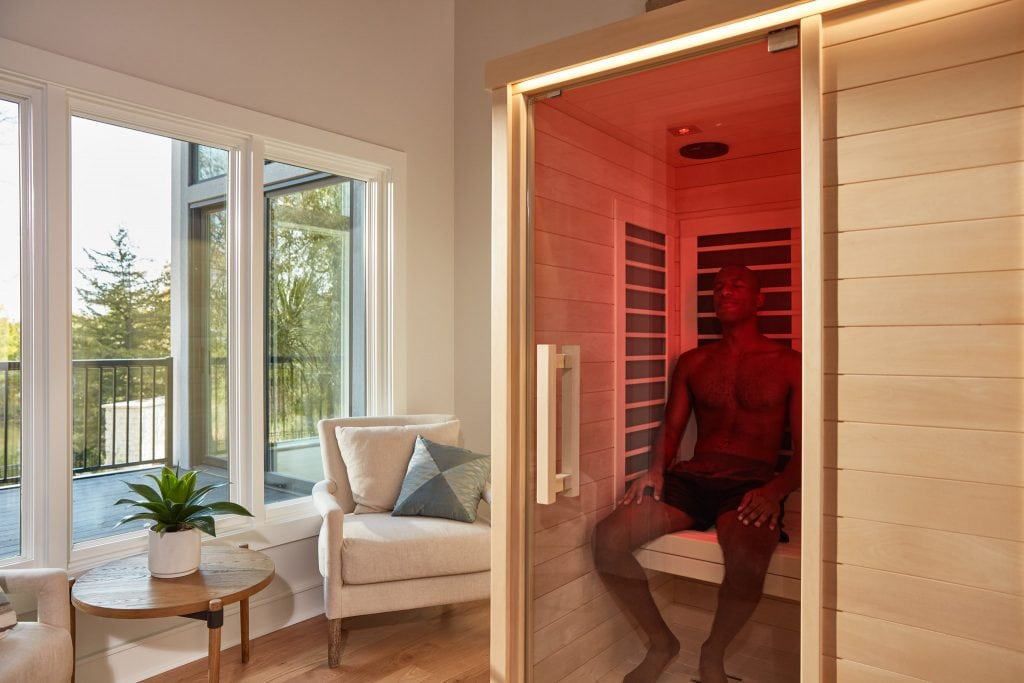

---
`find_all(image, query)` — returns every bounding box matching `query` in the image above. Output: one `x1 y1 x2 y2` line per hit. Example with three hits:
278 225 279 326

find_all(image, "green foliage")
73 226 171 360
266 181 351 442
0 313 19 361
114 466 253 536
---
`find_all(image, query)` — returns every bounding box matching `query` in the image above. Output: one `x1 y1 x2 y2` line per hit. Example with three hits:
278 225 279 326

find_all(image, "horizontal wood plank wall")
531 100 675 681
822 0 1024 680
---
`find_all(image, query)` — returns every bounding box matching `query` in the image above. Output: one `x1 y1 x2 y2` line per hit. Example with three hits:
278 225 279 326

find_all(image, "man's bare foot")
698 644 728 683
624 633 680 682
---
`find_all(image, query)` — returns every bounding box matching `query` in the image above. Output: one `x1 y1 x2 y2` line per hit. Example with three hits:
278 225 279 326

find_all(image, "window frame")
0 37 404 571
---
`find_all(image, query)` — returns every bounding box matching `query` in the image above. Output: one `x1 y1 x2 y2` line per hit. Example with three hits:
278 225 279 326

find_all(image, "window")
0 49 400 569
70 118 234 544
0 97 21 560
264 162 366 496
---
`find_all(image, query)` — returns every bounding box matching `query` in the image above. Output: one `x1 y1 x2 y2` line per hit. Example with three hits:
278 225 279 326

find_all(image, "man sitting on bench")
593 264 801 683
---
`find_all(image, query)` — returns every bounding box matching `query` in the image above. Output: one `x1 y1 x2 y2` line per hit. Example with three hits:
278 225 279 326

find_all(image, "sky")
0 108 175 324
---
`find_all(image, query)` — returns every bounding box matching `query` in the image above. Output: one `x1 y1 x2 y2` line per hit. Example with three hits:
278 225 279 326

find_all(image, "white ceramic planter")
148 528 201 578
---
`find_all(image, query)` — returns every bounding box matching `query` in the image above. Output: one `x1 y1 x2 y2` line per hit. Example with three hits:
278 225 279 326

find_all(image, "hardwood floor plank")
142 601 489 682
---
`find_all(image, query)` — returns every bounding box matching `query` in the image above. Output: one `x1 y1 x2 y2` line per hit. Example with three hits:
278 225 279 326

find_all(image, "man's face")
712 266 764 323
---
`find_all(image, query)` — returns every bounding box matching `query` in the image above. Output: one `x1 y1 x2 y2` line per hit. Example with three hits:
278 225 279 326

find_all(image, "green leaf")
122 481 162 503
190 516 217 537
114 511 160 527
203 501 255 517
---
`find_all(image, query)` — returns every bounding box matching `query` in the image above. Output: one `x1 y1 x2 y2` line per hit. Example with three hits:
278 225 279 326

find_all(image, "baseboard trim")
74 582 324 682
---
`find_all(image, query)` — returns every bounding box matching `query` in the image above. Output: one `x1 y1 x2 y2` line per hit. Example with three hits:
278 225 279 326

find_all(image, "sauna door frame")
489 5 829 681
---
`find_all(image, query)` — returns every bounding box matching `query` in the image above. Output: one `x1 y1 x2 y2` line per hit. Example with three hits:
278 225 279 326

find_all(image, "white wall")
0 1 456 677
0 0 457 416
452 0 646 451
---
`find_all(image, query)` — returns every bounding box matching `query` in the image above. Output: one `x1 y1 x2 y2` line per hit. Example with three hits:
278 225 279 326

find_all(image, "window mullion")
242 136 266 519
40 83 72 568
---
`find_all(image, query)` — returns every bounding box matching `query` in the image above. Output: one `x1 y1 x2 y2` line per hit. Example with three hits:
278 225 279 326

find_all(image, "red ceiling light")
668 124 701 136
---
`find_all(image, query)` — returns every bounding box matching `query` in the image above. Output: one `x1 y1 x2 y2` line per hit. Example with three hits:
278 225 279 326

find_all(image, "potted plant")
115 467 254 578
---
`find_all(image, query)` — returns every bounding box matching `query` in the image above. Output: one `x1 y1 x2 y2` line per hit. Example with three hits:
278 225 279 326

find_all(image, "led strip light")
512 0 867 93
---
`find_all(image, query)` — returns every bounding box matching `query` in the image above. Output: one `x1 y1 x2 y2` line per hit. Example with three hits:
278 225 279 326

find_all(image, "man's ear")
756 291 766 309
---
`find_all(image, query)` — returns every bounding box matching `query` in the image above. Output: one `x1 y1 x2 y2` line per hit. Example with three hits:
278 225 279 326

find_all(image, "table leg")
241 597 250 663
207 598 223 683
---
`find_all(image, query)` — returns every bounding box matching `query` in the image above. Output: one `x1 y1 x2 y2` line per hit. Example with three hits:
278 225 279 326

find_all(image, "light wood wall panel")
824 5 1022 677
834 611 1024 682
833 271 1024 326
828 563 1024 652
834 374 1024 432
830 421 1024 486
831 161 1024 231
834 108 1024 183
827 217 1024 278
834 469 1023 541
823 0 1024 92
828 516 1024 594
831 325 1024 378
823 52 1024 138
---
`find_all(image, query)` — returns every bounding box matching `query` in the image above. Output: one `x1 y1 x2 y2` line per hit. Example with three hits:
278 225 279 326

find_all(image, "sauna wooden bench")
635 505 802 602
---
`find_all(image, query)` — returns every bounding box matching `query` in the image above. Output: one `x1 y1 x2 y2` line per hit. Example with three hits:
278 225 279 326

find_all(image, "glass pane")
191 144 228 183
264 162 366 498
71 117 232 544
0 98 21 560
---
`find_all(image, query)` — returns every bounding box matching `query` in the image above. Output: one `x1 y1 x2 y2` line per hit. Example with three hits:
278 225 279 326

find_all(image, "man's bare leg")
698 510 779 683
594 500 694 682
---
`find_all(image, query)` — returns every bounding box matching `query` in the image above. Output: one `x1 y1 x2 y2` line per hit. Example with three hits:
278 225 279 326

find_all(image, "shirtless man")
593 264 801 683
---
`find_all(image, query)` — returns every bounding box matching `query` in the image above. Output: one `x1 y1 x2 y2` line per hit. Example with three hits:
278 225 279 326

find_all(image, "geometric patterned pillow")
392 436 490 523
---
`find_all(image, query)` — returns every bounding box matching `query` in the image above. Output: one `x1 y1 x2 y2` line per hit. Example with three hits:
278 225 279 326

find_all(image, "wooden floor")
143 600 490 683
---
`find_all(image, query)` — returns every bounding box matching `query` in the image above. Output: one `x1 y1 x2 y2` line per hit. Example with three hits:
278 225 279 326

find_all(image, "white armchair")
0 569 74 683
313 414 491 667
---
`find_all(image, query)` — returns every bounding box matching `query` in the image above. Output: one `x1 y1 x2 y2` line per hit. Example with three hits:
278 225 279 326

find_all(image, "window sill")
67 498 320 576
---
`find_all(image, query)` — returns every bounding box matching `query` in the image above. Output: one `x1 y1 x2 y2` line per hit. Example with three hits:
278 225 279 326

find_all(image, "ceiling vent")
679 141 729 159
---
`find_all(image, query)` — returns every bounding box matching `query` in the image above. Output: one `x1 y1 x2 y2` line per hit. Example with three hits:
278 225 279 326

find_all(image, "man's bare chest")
689 355 790 412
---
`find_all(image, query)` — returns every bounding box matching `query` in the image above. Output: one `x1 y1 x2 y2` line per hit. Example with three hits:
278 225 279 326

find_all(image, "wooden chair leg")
328 618 343 668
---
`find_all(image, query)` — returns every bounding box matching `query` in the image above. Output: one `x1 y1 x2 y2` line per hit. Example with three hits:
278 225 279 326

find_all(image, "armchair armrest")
0 569 71 632
312 479 345 585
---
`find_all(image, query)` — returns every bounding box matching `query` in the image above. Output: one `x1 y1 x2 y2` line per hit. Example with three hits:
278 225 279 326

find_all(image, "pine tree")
73 226 171 359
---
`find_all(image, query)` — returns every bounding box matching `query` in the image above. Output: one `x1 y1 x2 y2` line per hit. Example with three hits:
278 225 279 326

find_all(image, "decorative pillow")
392 436 491 523
336 421 460 513
0 582 15 639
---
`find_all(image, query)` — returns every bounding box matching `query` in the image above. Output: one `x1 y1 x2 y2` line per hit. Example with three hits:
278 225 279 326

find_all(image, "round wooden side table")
72 544 275 683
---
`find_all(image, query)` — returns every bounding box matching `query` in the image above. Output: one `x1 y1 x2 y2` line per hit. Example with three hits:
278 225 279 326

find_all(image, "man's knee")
717 513 778 595
592 512 636 575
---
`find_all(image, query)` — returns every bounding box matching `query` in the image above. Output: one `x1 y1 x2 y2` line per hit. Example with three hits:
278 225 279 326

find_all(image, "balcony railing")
72 357 174 477
0 354 341 487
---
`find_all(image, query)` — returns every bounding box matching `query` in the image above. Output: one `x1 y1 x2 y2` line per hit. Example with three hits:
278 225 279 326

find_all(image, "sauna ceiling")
545 40 800 167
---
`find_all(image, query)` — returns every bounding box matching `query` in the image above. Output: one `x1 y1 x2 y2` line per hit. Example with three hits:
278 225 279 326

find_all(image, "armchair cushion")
339 513 490 584
392 437 490 523
336 420 460 513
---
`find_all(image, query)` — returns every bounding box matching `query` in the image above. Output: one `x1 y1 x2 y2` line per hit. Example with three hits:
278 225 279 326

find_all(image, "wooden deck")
0 466 301 558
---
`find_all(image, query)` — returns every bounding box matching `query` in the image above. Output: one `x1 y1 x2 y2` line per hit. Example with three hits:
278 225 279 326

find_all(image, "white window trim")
0 37 405 572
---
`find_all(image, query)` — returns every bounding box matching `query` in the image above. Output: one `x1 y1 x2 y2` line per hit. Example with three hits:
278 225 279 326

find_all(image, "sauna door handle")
536 344 580 504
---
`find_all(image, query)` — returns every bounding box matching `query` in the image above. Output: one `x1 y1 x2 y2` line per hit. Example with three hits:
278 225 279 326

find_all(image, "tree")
73 226 171 359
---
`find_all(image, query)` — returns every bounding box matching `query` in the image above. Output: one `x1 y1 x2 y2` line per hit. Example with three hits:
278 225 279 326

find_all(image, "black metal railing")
0 353 342 486
0 361 21 485
71 356 174 477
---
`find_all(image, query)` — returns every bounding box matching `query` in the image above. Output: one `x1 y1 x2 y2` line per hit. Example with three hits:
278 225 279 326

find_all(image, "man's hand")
737 487 781 529
620 469 664 505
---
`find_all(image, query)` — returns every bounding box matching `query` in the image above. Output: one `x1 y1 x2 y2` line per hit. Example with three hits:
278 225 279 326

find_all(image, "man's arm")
737 351 802 528
620 351 695 504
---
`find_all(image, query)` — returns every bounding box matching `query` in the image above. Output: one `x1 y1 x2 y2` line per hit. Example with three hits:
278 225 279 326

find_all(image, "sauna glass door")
526 38 803 682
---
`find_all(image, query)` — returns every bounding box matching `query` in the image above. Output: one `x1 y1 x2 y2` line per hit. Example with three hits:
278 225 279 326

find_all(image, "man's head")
712 265 764 323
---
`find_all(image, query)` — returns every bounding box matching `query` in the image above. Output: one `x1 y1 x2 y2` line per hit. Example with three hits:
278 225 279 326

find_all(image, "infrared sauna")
528 37 803 681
